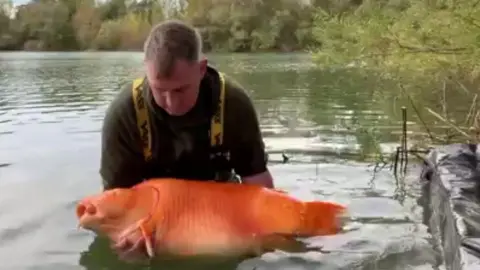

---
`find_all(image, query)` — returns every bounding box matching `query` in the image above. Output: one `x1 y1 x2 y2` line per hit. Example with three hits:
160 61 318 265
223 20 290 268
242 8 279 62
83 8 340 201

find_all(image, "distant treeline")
0 0 359 52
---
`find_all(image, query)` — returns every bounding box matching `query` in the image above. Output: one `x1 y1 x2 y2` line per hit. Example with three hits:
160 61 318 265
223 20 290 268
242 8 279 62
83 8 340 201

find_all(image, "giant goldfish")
76 178 347 258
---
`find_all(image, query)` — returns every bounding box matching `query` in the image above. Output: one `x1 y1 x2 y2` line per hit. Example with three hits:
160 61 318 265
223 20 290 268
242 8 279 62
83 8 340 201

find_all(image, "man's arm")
226 83 275 188
99 85 147 190
242 170 275 188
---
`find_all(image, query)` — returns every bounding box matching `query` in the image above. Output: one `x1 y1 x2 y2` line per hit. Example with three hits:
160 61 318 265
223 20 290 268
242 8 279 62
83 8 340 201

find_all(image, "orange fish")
76 178 347 258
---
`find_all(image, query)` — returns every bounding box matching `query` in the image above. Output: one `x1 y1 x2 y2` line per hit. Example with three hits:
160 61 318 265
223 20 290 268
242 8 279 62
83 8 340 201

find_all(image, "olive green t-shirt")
99 66 268 190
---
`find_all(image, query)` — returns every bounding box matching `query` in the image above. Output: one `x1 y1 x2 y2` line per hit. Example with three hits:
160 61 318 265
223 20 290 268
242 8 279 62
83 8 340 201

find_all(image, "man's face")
144 58 207 116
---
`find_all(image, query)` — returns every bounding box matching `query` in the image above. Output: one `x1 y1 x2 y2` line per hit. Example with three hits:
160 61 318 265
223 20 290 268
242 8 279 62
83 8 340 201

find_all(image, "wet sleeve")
99 85 147 190
228 85 268 178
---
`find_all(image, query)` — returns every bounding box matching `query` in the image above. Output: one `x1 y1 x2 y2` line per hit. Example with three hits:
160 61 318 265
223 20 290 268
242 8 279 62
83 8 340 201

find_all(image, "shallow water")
0 52 439 270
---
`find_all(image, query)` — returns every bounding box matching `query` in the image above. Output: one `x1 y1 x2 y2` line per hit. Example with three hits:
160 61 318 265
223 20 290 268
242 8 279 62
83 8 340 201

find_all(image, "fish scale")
157 180 259 255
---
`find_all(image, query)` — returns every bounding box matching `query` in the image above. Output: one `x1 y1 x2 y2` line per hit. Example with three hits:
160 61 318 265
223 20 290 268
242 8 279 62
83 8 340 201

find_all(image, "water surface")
0 52 438 270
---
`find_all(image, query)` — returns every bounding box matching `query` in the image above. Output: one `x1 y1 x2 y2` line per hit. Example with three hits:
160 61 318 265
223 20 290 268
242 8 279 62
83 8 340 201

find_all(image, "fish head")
76 188 135 234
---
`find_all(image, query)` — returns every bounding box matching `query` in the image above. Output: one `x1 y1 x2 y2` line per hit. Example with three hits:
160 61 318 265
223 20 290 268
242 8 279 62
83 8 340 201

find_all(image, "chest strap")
131 72 227 162
132 77 152 161
210 71 226 148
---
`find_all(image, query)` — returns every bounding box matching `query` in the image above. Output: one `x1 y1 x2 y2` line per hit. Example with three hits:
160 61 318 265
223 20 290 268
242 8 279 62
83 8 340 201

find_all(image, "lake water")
0 52 439 270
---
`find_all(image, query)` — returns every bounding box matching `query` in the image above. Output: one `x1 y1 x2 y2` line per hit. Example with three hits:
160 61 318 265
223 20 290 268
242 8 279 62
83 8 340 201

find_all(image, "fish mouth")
76 204 88 219
76 201 97 219
76 202 100 230
76 202 123 234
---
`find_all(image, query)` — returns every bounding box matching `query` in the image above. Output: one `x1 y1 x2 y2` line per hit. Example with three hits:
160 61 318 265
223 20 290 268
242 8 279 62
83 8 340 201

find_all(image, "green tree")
312 0 480 143
0 0 15 49
0 0 323 52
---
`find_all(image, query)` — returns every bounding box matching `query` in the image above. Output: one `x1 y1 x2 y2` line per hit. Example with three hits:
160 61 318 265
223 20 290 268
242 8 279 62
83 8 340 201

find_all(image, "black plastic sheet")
421 143 480 269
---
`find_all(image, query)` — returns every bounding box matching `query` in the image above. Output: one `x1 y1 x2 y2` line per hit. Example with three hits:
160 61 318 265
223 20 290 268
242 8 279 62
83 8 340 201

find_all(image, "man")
98 20 275 261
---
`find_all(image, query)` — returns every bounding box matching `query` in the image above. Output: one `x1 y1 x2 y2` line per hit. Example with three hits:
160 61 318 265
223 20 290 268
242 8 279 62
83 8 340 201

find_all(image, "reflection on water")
0 52 402 165
0 52 438 270
79 236 249 270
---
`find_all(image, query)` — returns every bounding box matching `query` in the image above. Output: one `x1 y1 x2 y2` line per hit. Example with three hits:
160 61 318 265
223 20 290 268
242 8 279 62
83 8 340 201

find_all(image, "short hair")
143 20 203 78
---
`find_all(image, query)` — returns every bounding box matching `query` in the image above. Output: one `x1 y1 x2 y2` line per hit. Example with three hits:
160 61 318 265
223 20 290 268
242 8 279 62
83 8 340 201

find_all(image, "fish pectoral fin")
139 222 155 258
117 218 156 258
256 233 310 254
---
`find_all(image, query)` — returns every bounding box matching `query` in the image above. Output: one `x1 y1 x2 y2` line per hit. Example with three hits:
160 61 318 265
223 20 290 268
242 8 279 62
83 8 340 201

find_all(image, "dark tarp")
420 143 480 269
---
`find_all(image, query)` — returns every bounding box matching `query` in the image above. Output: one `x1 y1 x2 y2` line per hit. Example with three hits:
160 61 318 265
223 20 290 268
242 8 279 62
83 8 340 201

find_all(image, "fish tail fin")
297 201 348 236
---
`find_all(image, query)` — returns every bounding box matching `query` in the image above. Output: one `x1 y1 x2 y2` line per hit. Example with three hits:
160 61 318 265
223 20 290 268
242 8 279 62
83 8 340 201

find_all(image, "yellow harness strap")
210 72 226 148
131 78 153 161
131 72 226 161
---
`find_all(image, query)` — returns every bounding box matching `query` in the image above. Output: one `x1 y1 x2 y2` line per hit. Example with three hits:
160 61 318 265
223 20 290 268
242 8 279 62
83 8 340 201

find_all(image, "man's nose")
163 92 173 108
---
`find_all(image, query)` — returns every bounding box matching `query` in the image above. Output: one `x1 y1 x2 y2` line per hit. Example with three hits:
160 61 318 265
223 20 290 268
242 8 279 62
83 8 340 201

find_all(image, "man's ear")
198 58 208 76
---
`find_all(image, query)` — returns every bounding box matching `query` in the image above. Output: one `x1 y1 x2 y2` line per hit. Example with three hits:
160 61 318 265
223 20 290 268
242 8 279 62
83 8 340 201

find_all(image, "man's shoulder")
222 73 260 135
107 79 139 115
221 73 264 155
103 79 140 129
223 74 254 110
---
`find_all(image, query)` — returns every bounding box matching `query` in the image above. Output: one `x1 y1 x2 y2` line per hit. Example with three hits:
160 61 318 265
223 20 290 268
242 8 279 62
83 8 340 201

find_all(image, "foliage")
0 0 327 52
312 0 480 144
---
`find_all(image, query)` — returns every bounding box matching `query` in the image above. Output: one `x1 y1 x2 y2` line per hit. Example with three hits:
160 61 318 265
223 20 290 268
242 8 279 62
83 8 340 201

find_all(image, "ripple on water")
238 224 437 270
0 52 434 270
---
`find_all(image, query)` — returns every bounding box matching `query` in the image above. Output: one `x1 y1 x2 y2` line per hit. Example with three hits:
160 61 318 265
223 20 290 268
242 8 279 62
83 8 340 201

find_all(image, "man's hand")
241 170 275 188
111 236 154 263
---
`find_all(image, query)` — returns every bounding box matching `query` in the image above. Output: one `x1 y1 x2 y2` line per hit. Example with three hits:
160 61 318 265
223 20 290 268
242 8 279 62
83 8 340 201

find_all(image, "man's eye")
173 87 186 93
